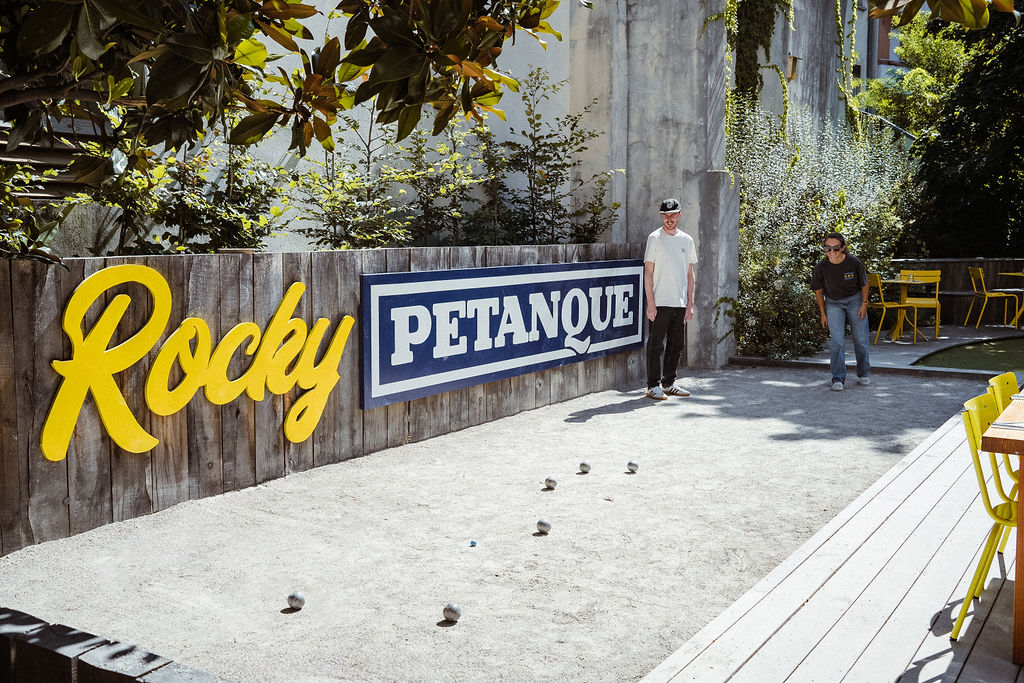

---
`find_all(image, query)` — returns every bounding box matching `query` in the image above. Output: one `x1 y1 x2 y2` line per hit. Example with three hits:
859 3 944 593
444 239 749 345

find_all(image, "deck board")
644 413 1024 682
844 499 993 679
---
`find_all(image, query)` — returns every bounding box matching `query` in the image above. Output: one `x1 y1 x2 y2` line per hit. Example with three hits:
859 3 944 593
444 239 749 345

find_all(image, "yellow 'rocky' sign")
41 264 355 462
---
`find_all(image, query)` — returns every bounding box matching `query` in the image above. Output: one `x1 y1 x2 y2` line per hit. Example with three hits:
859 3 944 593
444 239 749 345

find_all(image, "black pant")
646 306 686 388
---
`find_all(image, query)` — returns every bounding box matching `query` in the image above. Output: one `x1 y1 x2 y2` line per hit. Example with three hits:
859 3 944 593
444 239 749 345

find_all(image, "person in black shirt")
810 232 870 392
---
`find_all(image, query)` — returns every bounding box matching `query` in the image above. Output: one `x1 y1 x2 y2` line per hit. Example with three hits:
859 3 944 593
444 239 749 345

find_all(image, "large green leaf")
344 9 369 49
70 155 110 185
226 14 255 44
234 38 268 68
314 37 341 77
395 103 422 141
16 2 75 57
229 112 281 145
90 0 162 31
369 50 427 83
370 12 420 48
166 33 215 65
76 1 110 60
342 38 388 66
145 53 206 105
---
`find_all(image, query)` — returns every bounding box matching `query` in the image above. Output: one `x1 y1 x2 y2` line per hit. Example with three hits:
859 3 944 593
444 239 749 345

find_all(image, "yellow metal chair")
867 273 914 344
952 393 1018 640
900 269 941 342
989 371 1021 412
965 266 1019 329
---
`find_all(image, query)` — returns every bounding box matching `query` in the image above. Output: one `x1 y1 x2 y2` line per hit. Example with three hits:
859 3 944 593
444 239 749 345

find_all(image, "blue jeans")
826 293 870 384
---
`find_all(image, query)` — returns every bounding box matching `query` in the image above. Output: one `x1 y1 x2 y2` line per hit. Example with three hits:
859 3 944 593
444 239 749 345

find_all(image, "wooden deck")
644 414 1024 682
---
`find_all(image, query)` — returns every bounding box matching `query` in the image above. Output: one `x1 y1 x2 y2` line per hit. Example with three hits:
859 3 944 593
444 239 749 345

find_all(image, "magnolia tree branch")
0 84 103 110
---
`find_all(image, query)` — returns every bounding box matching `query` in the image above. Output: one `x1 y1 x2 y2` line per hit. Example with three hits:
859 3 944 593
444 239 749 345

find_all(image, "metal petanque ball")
544 476 557 490
537 518 552 534
627 460 639 473
579 462 591 474
287 591 306 610
443 602 462 623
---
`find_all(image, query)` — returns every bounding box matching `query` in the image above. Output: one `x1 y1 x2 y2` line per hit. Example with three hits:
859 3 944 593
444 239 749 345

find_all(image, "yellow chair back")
963 392 1017 511
969 266 989 295
867 273 887 304
900 269 941 300
989 372 1020 412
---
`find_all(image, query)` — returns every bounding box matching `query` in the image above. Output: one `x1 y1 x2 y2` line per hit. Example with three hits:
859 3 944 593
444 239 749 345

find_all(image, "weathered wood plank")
551 246 580 405
385 248 410 448
482 246 516 422
517 245 543 411
252 253 287 482
0 259 31 555
361 249 389 455
182 255 223 500
448 247 487 431
310 250 361 466
251 253 285 483
104 256 153 522
145 256 189 513
532 246 562 409
218 253 256 491
281 252 314 474
61 259 113 533
12 259 70 545
407 247 450 444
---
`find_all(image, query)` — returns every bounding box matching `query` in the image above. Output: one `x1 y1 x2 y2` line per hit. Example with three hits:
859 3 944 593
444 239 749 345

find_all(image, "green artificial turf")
914 336 1024 374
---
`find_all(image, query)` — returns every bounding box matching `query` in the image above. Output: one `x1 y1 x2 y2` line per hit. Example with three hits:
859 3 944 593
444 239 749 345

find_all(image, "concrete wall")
564 1 738 368
762 0 852 122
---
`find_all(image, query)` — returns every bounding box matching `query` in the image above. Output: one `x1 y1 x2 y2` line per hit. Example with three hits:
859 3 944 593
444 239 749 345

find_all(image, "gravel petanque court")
0 366 988 681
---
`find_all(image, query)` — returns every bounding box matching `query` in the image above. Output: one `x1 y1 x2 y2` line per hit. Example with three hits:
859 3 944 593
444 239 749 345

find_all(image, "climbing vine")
730 0 794 96
835 0 861 133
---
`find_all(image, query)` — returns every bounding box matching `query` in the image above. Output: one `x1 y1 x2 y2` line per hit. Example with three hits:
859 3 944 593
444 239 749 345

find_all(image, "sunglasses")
824 245 843 252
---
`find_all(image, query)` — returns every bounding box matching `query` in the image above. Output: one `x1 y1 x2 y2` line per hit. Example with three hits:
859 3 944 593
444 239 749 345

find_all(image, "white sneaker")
831 381 844 392
645 386 667 401
664 384 691 397
857 376 871 386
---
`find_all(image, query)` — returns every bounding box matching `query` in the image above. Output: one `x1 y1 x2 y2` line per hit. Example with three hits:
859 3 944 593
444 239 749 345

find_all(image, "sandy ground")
0 366 990 682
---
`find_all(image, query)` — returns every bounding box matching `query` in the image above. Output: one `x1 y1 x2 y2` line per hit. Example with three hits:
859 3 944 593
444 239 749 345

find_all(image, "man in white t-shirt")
643 198 697 400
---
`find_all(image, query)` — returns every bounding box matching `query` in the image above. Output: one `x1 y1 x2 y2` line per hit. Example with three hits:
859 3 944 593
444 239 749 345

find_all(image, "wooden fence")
891 258 1024 326
0 244 645 558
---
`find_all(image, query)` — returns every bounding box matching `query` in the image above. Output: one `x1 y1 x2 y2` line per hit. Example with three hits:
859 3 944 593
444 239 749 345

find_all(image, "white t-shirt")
644 227 697 307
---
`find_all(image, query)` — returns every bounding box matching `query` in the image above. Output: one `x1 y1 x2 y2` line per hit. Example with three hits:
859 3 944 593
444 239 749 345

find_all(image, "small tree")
291 110 411 250
399 124 480 246
857 13 979 136
502 67 621 245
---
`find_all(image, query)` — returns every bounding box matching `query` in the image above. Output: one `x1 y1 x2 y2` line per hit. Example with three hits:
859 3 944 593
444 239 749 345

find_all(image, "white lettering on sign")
388 285 636 364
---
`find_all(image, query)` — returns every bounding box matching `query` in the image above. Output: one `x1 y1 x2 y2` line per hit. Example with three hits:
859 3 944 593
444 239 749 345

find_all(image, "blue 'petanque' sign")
361 260 644 408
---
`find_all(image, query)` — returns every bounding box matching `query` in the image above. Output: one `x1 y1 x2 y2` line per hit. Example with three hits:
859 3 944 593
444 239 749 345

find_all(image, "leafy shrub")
718 98 915 358
68 140 291 254
0 163 66 262
291 112 412 250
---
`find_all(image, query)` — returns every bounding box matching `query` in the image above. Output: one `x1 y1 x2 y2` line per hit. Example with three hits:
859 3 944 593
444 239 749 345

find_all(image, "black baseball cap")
659 198 681 214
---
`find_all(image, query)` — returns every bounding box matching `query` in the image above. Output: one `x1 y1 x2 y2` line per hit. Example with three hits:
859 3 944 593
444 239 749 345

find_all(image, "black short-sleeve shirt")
810 254 868 300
